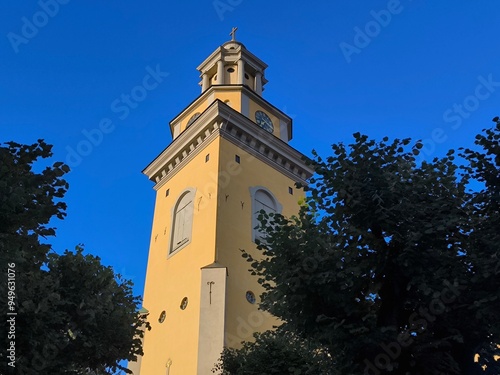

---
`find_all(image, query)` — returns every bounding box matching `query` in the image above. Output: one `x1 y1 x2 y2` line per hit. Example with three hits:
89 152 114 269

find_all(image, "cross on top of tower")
230 27 238 41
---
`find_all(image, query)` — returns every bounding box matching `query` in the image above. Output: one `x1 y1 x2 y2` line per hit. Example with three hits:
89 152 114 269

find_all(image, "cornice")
196 46 223 74
196 44 268 76
169 85 243 128
143 102 223 190
143 100 314 190
218 108 312 183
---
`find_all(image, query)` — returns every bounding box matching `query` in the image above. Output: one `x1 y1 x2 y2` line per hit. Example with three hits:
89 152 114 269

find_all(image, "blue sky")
1 1 499 299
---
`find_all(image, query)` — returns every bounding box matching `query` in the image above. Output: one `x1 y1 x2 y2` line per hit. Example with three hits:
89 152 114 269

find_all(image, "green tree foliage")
218 119 500 374
213 331 335 375
0 140 148 374
0 141 68 268
457 116 500 373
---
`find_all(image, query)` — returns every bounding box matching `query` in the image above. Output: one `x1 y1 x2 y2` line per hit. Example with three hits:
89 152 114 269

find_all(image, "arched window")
170 189 195 255
249 187 282 243
186 112 200 128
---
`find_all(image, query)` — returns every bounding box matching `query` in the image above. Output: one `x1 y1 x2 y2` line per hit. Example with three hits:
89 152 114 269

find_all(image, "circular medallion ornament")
255 111 274 133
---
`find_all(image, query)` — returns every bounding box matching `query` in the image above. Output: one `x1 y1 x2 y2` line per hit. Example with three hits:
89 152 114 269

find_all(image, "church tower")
131 30 313 374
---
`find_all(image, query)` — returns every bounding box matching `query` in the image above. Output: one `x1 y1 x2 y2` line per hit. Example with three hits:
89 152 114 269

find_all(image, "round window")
227 67 235 73
180 297 188 310
246 291 256 304
158 310 166 323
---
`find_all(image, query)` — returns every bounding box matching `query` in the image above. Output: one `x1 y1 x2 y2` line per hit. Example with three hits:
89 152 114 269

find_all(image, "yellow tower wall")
215 137 305 348
140 137 222 374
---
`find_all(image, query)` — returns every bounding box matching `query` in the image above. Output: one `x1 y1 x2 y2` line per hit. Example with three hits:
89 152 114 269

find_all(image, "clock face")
255 111 274 133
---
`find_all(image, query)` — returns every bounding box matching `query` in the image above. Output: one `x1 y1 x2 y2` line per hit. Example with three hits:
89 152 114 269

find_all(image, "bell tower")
198 27 268 96
130 31 313 374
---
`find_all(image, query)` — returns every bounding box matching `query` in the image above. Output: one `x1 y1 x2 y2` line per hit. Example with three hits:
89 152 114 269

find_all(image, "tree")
0 140 68 269
457 117 500 373
0 140 148 374
218 119 500 374
213 330 335 375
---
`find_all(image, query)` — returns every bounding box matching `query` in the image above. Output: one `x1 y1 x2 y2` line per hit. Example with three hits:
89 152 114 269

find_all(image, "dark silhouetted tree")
0 140 148 375
217 118 500 374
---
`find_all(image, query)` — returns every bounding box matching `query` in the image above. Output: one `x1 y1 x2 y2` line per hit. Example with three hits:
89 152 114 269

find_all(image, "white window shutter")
171 191 194 253
254 190 277 241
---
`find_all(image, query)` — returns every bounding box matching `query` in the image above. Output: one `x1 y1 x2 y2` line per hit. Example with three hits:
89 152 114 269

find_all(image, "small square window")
166 189 170 197
205 154 210 162
235 155 240 164
288 187 293 195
